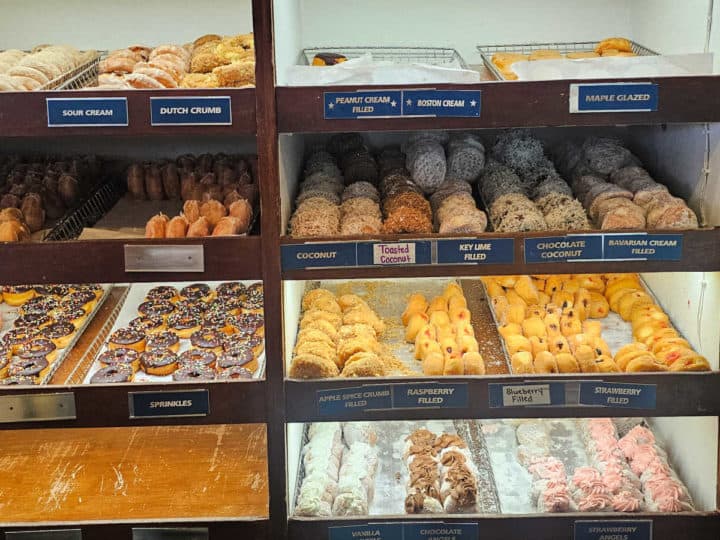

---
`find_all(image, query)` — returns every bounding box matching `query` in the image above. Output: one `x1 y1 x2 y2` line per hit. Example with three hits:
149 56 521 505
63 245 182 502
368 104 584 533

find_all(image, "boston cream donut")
108 328 146 352
146 331 180 353
172 363 216 382
41 321 76 349
98 348 140 373
140 350 179 376
90 364 134 384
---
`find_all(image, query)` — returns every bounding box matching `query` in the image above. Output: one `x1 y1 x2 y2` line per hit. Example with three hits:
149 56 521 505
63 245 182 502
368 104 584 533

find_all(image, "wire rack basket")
302 46 469 68
39 51 102 90
44 178 125 241
477 40 659 80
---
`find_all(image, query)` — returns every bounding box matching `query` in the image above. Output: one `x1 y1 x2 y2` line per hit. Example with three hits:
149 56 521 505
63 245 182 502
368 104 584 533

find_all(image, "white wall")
0 0 253 50
629 0 713 55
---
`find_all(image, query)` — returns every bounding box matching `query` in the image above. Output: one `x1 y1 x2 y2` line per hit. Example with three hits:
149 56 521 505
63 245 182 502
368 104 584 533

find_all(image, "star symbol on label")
328 103 335 109
406 99 413 106
391 100 397 107
470 100 477 107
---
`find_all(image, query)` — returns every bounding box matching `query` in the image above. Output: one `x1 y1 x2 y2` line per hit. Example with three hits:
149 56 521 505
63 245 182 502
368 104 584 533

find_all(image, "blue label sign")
525 235 603 263
579 382 657 409
281 243 357 270
574 520 652 540
325 91 403 119
317 385 393 416
150 96 232 126
329 523 403 540
604 233 683 261
47 98 128 127
489 383 567 408
571 83 659 113
393 383 468 409
403 90 481 118
129 390 209 418
356 241 432 266
404 522 478 540
437 238 514 264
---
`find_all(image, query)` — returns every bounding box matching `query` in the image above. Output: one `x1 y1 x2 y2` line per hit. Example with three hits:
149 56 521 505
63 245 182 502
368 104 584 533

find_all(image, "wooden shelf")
0 425 268 525
280 228 720 280
0 236 263 285
0 88 256 137
276 76 720 133
284 372 720 422
288 514 720 540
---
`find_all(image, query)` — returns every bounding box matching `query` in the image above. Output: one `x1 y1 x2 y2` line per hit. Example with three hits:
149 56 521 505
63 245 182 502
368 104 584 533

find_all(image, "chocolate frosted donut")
229 312 264 334
109 328 145 350
3 328 38 350
217 365 253 380
218 343 254 367
17 338 56 360
138 300 175 319
50 306 87 327
90 364 133 384
174 300 207 315
1 375 37 386
172 363 216 382
179 349 217 368
190 329 224 350
129 316 165 334
60 290 97 311
216 281 247 298
146 285 179 302
14 313 52 329
98 348 140 370
167 312 200 332
8 358 49 378
42 321 75 345
180 283 212 301
21 295 59 315
146 331 180 352
140 350 178 375
34 285 70 297
201 309 227 330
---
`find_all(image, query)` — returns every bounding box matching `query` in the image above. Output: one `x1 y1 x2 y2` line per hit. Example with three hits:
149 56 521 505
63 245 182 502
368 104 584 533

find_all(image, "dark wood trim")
0 88 256 137
0 236 263 285
277 76 720 133
285 372 720 422
0 380 267 429
288 514 720 540
280 228 720 280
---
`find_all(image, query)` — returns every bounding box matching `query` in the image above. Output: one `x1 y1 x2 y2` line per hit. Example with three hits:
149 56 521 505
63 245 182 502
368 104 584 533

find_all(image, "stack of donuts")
0 45 96 91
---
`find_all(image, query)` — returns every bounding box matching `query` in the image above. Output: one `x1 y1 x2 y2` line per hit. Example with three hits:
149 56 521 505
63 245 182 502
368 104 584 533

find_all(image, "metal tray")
302 46 469 69
39 51 102 90
477 40 659 81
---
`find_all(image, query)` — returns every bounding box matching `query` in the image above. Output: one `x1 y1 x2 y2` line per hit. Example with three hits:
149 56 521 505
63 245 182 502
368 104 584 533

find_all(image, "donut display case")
0 0 719 539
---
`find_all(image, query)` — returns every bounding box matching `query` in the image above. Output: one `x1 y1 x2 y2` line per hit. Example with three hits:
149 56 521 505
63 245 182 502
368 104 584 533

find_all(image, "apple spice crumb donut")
179 349 217 368
172 363 216 382
98 347 140 372
90 364 134 384
145 331 180 353
140 350 179 376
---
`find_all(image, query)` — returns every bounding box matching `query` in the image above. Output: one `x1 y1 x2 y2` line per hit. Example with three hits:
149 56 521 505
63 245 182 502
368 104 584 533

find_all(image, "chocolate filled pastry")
41 321 75 349
190 328 224 354
145 164 164 200
312 52 348 66
98 348 140 372
179 349 217 368
187 216 211 237
172 363 216 382
90 364 134 384
127 163 146 200
108 328 146 352
145 213 169 238
17 338 58 363
129 316 165 335
166 215 189 238
138 300 175 320
8 357 50 379
217 365 253 380
161 162 181 199
146 331 180 353
140 350 179 376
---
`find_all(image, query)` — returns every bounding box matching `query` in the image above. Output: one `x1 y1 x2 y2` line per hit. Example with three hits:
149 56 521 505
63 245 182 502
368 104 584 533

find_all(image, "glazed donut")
126 72 165 89
217 365 253 380
18 338 58 363
190 329 224 353
146 59 183 82
21 295 59 315
138 300 175 320
8 357 49 379
150 53 187 73
41 321 76 349
146 331 180 353
98 348 140 372
172 363 216 382
146 286 179 302
100 56 136 74
14 313 52 330
178 349 217 368
140 350 179 376
180 283 213 302
128 316 165 335
151 45 190 63
108 328 146 352
1 375 36 385
90 364 134 384
133 66 178 88
167 312 201 339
